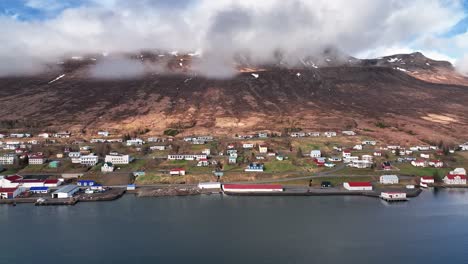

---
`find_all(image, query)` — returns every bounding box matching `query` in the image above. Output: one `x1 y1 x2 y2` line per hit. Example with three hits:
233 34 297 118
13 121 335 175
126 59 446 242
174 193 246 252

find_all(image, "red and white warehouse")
222 184 283 193
343 182 373 191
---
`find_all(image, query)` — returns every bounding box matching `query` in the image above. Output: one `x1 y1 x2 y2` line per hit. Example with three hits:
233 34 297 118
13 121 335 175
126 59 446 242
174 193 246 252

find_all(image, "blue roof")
30 187 49 191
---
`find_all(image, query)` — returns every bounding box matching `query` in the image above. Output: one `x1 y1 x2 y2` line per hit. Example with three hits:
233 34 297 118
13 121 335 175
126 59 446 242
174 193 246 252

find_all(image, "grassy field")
269 176 378 187
396 163 451 176
263 160 300 173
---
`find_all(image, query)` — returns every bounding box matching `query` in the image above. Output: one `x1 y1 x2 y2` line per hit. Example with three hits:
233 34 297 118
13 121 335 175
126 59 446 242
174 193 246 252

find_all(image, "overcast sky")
0 0 467 76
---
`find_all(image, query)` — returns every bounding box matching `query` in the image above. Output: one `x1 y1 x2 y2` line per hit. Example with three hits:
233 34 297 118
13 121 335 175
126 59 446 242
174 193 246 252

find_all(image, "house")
349 160 372 169
353 144 363 150
170 168 186 176
101 162 115 173
257 132 268 138
259 145 268 154
362 140 377 146
333 146 343 152
69 152 81 163
420 176 435 184
150 145 166 151
411 160 427 167
0 154 17 165
127 184 136 191
324 131 337 137
80 155 99 166
167 154 207 161
382 161 392 171
243 143 254 149
361 155 373 162
37 133 50 138
459 142 468 151
342 150 352 158
290 132 306 137
202 149 211 156
0 187 24 199
450 168 466 175
328 157 342 162
314 158 326 166
228 156 237 164
51 185 79 198
380 192 407 201
310 150 322 158
343 182 373 191
227 149 237 155
48 161 60 168
227 143 235 149
29 186 49 194
245 163 264 172
342 131 356 136
343 156 359 163
428 160 443 168
98 131 110 137
197 158 210 167
420 153 430 159
443 174 467 185
54 131 71 138
380 175 399 184
308 132 320 137
105 153 131 164
28 154 46 165
126 138 145 146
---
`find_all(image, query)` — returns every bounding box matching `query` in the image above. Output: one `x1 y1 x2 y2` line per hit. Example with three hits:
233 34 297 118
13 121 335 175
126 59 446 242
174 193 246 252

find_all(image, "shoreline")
0 185 428 205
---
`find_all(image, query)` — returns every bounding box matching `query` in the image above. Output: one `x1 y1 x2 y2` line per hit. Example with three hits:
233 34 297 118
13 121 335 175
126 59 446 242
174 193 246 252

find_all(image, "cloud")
88 56 145 79
0 0 466 77
456 54 468 76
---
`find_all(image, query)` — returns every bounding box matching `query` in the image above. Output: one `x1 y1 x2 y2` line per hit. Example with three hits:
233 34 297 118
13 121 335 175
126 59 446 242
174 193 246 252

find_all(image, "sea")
1 188 468 264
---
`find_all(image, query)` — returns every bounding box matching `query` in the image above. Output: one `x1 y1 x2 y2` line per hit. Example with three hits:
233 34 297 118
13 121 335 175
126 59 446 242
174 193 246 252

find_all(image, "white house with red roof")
13 179 45 188
428 160 443 168
443 174 467 185
411 160 428 167
420 176 434 184
28 154 47 165
343 182 373 191
342 150 352 158
170 168 186 176
197 158 210 167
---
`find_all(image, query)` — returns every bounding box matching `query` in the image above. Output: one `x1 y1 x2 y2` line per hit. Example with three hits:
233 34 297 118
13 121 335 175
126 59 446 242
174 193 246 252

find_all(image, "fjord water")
1 189 468 264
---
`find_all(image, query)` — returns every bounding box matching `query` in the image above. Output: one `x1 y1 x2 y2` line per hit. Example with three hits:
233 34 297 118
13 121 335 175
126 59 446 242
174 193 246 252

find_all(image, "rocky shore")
136 187 202 197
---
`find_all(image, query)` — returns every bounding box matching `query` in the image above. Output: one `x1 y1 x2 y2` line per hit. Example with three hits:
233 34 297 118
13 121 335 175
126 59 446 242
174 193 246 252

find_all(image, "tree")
433 170 442 182
296 147 303 158
394 148 401 156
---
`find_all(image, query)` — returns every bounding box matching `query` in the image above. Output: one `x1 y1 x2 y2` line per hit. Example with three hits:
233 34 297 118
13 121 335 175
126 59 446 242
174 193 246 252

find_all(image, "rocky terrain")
0 51 467 144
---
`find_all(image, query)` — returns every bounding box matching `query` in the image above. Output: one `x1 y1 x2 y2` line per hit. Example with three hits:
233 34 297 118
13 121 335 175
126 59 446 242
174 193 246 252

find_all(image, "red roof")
13 179 45 183
347 182 372 187
223 184 283 190
170 168 185 172
0 187 18 193
44 179 59 184
446 174 467 180
421 176 434 180
4 175 22 182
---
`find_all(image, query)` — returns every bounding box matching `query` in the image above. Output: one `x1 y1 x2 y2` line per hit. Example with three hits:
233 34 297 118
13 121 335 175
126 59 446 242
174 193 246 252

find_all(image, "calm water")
1 189 468 264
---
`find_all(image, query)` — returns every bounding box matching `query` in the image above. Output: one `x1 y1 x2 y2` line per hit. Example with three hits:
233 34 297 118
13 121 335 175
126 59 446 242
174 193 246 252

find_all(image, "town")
1 129 468 204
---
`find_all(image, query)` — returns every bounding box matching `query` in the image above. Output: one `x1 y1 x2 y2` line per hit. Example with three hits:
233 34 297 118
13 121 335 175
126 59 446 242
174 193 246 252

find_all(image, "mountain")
0 52 467 144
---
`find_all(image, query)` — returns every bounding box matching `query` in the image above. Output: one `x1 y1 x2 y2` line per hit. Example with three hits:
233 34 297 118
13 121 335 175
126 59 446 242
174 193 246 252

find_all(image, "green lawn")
264 160 299 173
396 163 451 176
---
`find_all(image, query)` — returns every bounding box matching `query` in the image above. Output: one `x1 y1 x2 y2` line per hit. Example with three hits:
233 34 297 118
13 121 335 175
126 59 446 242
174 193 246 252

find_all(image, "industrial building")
0 187 24 199
222 184 283 193
29 186 49 194
343 182 373 191
51 185 79 198
198 182 221 190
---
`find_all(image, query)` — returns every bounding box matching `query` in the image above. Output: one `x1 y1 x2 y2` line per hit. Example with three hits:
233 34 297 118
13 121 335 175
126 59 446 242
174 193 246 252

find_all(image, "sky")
0 0 467 77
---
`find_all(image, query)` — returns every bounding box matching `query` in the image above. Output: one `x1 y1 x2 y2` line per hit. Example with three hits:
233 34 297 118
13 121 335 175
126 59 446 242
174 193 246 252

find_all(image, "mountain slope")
0 52 467 143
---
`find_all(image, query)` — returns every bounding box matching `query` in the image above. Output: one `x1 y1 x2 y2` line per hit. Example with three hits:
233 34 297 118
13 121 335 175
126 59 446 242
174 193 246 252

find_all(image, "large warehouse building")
343 182 373 191
222 184 283 193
